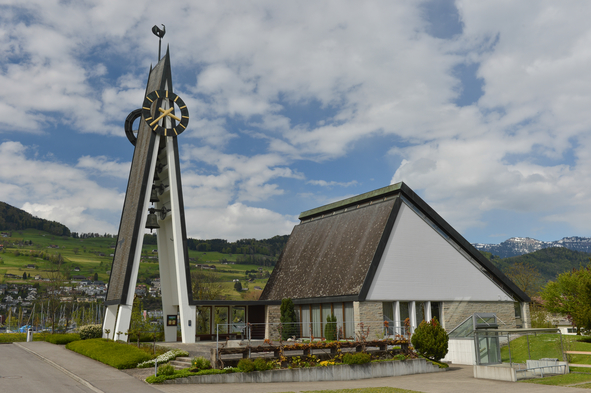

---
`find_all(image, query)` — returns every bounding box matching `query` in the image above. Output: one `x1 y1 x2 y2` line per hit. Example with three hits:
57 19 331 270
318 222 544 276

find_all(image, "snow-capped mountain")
472 236 591 258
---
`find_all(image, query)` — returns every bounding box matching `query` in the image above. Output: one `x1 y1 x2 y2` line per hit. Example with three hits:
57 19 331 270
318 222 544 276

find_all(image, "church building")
260 182 530 339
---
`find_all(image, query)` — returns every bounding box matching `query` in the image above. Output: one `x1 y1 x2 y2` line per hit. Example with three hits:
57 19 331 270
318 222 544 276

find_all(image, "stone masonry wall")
265 305 281 340
354 301 384 340
443 301 516 331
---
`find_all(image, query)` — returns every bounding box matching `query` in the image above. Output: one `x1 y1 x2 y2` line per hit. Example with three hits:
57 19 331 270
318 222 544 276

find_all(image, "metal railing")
214 321 411 353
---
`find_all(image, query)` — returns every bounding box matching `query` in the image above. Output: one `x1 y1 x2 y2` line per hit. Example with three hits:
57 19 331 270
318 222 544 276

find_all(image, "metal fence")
215 321 411 349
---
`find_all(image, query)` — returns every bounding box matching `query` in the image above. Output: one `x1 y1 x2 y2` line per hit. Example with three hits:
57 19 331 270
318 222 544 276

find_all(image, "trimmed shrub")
157 363 175 376
342 352 371 365
237 358 256 372
411 318 449 361
280 298 297 340
78 324 103 340
44 333 80 345
191 356 211 370
324 314 337 340
253 357 269 371
66 338 151 369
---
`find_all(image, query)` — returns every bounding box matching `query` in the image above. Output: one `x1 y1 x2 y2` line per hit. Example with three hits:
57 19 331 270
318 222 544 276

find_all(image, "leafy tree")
411 318 449 361
129 297 150 346
280 298 297 340
234 280 242 292
541 265 591 334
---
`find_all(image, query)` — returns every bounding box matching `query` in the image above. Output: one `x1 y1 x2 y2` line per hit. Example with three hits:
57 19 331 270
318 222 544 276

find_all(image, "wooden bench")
565 351 591 368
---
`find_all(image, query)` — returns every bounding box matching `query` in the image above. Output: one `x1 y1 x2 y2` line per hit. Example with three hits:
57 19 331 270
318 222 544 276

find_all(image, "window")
196 306 211 334
300 305 311 337
297 302 354 338
415 302 425 326
214 306 228 334
430 302 441 323
344 302 354 338
321 303 332 334
382 302 394 335
400 302 410 329
311 304 321 338
231 306 245 334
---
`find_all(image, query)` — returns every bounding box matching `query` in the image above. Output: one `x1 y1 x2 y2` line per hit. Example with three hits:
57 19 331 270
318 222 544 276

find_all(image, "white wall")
442 339 476 365
366 202 513 302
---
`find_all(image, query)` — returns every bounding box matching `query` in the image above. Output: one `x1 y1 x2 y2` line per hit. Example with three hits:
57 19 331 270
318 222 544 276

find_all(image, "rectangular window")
382 302 394 335
321 303 332 337
295 306 302 337
344 302 354 338
334 303 344 339
214 306 228 334
301 305 311 338
514 302 522 318
196 306 211 334
430 302 440 323
231 306 246 334
415 302 425 325
400 301 410 329
311 304 321 338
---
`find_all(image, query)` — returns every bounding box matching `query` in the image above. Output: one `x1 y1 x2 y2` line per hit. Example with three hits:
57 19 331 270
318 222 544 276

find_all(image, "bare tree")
504 262 543 297
191 270 224 300
45 255 65 333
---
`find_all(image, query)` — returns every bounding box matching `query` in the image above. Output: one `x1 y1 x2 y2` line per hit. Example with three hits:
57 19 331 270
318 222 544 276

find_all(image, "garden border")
159 358 444 384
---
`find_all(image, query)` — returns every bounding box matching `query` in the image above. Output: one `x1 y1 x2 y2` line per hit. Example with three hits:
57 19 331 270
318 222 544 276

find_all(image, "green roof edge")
299 182 403 220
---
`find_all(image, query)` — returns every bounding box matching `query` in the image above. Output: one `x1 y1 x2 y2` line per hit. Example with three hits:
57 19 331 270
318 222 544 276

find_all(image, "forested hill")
0 201 71 236
484 247 591 282
144 233 290 261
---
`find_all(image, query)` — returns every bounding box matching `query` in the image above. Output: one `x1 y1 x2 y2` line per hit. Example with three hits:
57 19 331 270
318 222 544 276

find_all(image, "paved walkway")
5 341 591 393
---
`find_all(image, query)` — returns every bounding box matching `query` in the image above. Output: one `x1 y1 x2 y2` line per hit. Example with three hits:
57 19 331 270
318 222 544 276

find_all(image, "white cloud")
2 1 591 242
0 141 123 234
182 145 304 203
307 180 358 188
76 156 131 179
184 203 297 241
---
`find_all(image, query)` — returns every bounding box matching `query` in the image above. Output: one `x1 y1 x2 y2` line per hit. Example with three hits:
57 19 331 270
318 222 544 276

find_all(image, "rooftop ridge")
299 182 403 220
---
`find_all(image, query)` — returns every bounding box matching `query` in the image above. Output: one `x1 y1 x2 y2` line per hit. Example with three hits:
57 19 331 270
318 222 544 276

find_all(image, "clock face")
141 90 189 136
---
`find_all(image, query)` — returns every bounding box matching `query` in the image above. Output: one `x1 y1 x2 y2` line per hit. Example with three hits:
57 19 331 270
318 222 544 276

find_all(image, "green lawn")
520 372 591 386
281 389 422 393
501 334 591 366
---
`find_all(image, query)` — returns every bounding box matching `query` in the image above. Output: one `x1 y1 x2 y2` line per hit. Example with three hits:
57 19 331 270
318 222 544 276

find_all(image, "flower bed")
154 358 444 384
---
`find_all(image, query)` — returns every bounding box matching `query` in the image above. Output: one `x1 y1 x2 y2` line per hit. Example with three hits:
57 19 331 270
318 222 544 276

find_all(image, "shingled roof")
260 182 530 303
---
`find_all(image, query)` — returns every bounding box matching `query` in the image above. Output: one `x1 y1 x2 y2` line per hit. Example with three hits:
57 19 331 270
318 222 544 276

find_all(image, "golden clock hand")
159 107 181 121
149 107 174 127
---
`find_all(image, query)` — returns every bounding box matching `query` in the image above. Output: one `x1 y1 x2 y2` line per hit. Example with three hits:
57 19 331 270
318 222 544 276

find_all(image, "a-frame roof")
260 182 530 303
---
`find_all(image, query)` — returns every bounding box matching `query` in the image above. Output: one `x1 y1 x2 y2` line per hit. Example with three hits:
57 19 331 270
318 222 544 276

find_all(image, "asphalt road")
3 342 591 393
0 343 96 393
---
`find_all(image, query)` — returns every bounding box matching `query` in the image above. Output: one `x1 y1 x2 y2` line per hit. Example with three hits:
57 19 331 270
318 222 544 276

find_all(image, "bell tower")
103 28 195 343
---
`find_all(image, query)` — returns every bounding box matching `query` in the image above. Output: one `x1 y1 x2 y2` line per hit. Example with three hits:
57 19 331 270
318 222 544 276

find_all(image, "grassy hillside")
0 229 275 300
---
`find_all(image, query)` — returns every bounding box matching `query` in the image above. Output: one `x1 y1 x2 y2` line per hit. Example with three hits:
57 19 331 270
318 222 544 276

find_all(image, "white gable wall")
365 201 513 302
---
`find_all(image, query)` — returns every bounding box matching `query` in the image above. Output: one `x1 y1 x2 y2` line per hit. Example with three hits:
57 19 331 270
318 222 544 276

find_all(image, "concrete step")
170 357 192 370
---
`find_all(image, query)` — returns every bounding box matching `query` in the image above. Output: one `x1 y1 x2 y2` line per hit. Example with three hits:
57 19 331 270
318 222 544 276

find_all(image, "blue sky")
1 1 591 244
